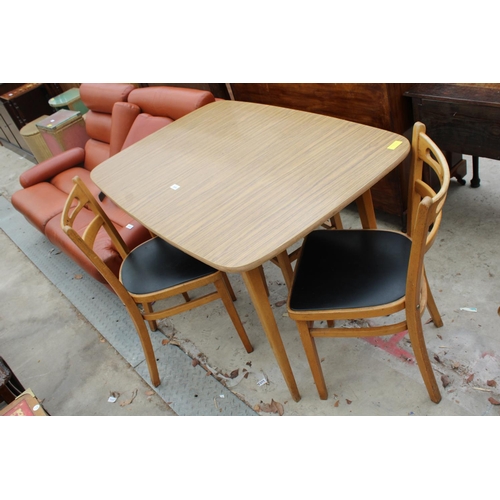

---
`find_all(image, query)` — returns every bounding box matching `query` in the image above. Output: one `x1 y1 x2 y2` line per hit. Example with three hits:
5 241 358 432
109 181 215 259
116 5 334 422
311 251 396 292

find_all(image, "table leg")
355 189 377 229
242 266 301 402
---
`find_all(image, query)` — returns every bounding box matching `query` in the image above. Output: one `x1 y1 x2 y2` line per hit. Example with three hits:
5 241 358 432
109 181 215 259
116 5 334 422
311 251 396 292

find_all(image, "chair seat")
121 237 218 295
289 230 411 311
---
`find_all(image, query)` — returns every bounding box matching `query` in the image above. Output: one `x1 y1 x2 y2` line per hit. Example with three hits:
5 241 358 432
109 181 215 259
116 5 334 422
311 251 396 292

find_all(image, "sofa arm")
19 148 86 188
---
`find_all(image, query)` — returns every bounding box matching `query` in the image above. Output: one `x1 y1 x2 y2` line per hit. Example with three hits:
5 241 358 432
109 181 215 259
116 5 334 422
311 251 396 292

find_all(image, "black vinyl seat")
121 237 217 295
289 230 411 311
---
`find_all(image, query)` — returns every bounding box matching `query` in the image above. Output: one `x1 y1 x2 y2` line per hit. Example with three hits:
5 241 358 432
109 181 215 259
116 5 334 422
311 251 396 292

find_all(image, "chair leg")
424 270 443 328
296 320 328 399
275 250 294 289
214 276 254 353
322 212 343 229
258 266 270 296
142 302 158 331
182 292 191 302
126 302 160 387
356 189 377 229
330 212 343 229
406 308 441 403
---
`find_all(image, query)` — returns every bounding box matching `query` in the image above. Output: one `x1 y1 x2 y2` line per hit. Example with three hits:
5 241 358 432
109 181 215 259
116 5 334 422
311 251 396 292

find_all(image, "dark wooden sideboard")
404 83 500 188
229 83 414 217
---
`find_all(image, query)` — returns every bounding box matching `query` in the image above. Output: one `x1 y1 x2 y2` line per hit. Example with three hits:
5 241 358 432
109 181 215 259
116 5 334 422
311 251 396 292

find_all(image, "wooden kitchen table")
91 100 410 402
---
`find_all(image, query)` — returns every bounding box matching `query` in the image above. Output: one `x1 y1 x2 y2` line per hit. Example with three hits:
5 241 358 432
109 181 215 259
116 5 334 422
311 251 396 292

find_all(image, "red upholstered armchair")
11 83 148 284
12 84 138 233
12 84 216 286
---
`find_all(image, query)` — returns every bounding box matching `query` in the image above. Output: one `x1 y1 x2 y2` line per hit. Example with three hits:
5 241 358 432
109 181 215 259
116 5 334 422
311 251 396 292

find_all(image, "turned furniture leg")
242 266 300 402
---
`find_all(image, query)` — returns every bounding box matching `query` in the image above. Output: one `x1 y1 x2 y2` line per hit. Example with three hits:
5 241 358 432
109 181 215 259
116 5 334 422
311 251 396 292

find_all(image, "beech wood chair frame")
61 176 253 387
287 122 450 403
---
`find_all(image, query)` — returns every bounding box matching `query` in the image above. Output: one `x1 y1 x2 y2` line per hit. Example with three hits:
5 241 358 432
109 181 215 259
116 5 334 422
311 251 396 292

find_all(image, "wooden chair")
287 122 450 403
61 176 253 387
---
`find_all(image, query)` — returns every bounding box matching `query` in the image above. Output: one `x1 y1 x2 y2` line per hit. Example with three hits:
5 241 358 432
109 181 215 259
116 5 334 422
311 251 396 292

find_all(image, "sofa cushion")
50 168 141 229
128 87 215 121
50 167 99 197
83 139 111 171
46 207 123 283
18 147 86 188
11 183 72 233
79 84 137 170
80 83 135 114
97 196 140 228
84 110 112 144
109 102 141 156
45 204 151 285
121 114 173 150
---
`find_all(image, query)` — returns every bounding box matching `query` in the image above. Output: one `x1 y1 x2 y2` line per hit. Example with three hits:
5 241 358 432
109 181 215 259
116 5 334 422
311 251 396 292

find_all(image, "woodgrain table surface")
91 100 410 401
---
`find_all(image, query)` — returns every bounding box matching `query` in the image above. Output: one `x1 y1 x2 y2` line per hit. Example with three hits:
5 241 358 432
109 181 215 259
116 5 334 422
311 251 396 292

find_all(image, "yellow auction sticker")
387 140 403 150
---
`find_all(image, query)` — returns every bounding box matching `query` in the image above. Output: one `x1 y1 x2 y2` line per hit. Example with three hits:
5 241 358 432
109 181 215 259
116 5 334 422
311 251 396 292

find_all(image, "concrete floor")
0 145 176 416
1 140 500 417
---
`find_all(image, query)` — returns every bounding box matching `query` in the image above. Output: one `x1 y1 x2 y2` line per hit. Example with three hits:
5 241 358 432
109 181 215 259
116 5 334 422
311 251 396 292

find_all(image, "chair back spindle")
61 177 131 290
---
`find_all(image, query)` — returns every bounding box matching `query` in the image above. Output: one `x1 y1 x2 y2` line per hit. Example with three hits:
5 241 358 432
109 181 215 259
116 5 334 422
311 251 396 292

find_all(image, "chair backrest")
61 176 131 294
127 86 215 120
406 122 450 298
79 83 136 170
120 86 216 149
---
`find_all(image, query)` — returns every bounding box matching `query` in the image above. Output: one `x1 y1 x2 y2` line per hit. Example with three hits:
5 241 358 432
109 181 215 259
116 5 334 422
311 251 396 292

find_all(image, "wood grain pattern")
230 83 414 216
91 100 409 272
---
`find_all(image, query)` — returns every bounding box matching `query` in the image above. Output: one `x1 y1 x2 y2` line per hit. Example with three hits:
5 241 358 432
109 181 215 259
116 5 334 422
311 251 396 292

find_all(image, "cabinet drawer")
416 99 500 160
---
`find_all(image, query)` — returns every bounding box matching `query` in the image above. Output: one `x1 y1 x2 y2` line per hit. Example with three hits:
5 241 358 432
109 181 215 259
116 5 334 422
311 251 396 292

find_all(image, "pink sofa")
12 84 216 285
